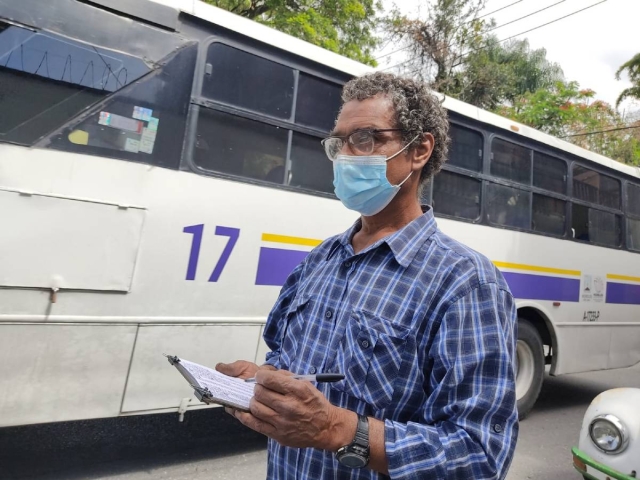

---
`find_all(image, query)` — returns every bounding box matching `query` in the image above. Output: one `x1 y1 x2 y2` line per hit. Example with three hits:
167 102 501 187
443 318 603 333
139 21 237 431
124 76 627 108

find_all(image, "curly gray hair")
341 72 450 184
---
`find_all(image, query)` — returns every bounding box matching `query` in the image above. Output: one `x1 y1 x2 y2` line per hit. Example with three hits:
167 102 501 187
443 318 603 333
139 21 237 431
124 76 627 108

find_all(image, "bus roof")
148 0 640 180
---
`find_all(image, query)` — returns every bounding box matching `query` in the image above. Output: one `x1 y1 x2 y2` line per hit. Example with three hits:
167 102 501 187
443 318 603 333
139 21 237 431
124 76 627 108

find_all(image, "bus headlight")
589 415 629 454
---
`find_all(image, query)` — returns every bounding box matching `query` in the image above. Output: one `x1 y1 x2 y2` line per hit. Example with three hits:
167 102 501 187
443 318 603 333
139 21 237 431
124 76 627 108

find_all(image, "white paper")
179 359 255 410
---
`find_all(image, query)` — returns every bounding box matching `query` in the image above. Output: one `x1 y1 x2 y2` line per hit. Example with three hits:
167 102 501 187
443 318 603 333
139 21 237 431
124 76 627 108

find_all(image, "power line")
375 0 529 61
484 0 568 36
562 124 640 138
395 0 608 76
478 0 527 20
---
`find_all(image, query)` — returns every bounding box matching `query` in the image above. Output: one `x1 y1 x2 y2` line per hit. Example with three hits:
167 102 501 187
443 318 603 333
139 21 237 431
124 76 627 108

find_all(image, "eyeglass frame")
320 128 405 161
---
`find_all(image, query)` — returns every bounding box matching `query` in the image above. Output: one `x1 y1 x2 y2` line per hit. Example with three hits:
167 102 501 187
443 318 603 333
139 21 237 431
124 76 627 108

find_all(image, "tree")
204 0 382 66
384 0 490 92
496 81 640 165
383 1 563 110
616 53 640 107
451 37 564 110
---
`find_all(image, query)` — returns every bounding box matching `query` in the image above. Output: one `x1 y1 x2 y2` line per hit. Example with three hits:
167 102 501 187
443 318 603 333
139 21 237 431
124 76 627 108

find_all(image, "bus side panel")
120 324 263 413
0 324 137 427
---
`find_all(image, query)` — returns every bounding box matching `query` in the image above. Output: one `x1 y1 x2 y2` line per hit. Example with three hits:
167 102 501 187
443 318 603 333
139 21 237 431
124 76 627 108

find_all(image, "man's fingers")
254 370 304 394
233 409 276 437
215 360 258 379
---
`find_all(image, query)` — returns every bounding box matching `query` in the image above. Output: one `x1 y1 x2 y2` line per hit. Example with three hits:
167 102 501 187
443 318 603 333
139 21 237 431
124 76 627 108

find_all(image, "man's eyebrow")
329 126 378 136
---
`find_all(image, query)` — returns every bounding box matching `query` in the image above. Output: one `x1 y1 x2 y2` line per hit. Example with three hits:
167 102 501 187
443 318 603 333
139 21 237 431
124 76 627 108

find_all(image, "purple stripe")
255 247 309 286
606 282 640 305
502 272 580 302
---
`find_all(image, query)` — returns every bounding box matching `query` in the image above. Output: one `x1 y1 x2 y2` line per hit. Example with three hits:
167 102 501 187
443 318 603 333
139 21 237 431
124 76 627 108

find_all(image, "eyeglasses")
320 128 403 161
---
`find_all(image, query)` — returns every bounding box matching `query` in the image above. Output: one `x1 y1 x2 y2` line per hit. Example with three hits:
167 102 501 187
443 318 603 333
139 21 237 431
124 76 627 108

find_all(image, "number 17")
183 224 240 282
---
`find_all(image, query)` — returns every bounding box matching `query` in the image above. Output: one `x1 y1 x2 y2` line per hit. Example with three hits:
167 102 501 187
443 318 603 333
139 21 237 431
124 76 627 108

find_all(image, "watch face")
337 452 367 469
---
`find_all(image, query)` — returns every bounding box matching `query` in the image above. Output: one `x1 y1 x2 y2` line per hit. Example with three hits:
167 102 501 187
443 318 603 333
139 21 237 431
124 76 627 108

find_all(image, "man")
217 72 518 479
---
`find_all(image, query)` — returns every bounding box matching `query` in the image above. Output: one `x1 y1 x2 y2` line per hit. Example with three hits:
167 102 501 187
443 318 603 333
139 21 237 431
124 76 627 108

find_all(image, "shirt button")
325 310 333 319
360 339 370 349
343 261 352 268
493 424 503 433
309 366 317 374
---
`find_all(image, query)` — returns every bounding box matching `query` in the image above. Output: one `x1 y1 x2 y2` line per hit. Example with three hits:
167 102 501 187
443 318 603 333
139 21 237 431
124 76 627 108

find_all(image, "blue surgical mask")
333 139 417 216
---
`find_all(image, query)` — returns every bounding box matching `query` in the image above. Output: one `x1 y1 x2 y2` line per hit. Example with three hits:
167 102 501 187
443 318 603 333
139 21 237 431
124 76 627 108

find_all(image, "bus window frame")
568 159 625 250
430 118 486 224
182 36 345 199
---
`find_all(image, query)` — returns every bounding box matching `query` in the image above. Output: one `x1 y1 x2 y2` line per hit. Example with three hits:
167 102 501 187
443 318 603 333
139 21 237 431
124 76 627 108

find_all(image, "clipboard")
165 354 254 411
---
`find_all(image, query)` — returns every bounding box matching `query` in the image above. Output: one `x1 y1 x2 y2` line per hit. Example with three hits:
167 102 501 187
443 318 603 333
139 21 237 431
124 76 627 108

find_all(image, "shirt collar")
327 206 437 268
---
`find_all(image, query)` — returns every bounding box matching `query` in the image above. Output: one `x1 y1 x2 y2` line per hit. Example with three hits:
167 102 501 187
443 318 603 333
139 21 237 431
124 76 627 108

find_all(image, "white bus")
1 0 639 428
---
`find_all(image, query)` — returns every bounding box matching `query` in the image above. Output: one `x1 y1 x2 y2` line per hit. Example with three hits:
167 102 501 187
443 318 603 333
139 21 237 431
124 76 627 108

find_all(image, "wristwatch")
336 414 370 468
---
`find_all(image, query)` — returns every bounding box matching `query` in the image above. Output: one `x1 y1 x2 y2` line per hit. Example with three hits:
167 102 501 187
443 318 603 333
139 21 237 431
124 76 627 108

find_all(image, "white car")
572 388 640 480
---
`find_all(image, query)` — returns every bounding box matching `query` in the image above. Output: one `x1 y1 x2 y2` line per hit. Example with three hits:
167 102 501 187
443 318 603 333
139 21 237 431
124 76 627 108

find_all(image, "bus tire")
516 318 544 420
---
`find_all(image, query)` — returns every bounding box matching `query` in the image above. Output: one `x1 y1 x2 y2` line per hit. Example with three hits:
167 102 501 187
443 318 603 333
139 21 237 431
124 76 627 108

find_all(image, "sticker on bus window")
133 106 153 121
98 112 143 134
148 117 159 131
124 138 141 153
139 128 157 154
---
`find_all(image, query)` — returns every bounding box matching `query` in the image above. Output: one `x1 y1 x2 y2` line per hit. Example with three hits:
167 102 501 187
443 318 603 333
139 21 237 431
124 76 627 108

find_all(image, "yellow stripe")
607 274 640 283
492 261 581 277
262 233 323 247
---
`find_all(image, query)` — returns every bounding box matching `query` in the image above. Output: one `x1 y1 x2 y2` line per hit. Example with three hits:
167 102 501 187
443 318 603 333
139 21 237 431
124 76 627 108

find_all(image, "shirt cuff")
384 418 446 479
263 351 281 369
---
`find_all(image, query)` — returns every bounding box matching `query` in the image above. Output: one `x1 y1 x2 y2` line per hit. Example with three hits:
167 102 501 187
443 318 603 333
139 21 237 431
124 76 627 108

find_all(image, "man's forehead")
333 95 394 133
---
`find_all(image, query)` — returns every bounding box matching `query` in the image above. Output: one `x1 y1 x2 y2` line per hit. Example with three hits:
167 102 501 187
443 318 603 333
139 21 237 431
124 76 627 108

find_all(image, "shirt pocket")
279 294 310 371
332 310 410 411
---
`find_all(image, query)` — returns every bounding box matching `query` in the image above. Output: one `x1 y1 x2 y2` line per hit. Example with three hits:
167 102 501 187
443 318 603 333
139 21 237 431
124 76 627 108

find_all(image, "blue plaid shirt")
263 207 518 479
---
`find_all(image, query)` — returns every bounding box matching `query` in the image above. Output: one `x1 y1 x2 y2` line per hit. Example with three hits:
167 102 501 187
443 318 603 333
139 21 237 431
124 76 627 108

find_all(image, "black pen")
245 373 344 383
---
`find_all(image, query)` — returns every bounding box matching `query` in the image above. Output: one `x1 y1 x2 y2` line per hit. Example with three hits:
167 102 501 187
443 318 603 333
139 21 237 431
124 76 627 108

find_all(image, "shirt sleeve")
262 261 305 368
384 282 519 480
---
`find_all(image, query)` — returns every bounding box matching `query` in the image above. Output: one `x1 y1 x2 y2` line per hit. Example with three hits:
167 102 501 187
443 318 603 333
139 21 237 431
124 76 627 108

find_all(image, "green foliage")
451 37 564 110
384 1 563 111
204 0 382 66
616 53 640 107
497 81 640 166
385 0 489 90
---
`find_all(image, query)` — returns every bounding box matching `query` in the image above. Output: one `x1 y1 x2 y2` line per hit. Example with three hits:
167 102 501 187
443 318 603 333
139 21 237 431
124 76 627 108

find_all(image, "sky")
376 0 639 114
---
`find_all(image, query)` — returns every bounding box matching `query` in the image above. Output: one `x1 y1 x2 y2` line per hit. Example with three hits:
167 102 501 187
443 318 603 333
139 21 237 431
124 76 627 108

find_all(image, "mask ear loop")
388 134 422 187
386 134 422 161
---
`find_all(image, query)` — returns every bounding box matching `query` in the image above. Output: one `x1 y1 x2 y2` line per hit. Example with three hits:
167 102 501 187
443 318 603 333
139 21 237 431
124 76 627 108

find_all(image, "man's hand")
215 360 275 380
230 369 356 451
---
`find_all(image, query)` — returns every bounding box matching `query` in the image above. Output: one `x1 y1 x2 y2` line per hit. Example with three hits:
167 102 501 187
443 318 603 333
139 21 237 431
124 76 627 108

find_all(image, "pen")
245 373 345 383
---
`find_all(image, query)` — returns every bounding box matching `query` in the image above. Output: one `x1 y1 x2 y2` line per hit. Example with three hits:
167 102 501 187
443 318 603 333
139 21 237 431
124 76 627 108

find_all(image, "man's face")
332 95 414 186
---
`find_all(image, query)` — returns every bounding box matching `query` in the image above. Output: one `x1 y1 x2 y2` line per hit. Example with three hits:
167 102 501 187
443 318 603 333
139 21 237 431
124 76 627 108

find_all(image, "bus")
1 0 639 428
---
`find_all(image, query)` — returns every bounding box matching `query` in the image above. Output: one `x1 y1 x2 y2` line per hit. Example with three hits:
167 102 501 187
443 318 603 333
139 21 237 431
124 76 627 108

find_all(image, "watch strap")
353 414 369 447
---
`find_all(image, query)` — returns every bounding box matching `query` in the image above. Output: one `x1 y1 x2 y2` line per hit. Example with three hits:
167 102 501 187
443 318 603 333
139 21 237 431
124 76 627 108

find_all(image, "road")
1 363 639 480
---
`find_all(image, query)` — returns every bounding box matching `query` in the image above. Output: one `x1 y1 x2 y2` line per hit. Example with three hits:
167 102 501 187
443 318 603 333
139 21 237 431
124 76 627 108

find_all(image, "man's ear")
412 133 434 171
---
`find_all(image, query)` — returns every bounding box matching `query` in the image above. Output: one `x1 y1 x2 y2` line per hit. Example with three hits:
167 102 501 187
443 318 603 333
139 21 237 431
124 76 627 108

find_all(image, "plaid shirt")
263 207 518 479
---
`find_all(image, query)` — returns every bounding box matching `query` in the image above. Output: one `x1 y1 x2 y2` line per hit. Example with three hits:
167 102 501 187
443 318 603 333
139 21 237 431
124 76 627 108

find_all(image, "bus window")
0 21 149 145
629 218 640 251
203 43 294 120
628 183 640 251
194 108 288 182
432 170 481 221
448 124 483 172
572 204 621 247
295 73 342 132
532 194 566 236
573 165 621 209
46 44 197 170
491 138 531 185
628 183 640 216
486 183 531 229
533 152 567 194
289 133 334 194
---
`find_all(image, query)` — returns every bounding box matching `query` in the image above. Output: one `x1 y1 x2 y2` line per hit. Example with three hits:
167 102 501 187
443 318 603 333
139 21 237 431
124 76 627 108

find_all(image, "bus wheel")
516 319 544 420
